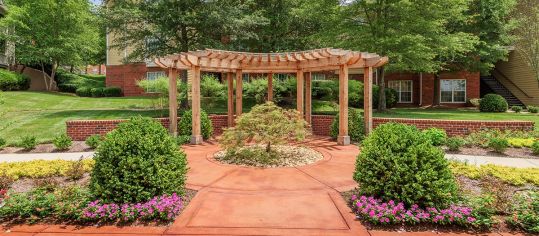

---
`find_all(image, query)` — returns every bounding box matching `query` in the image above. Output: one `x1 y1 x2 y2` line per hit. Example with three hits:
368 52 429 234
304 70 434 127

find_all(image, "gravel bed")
214 145 323 168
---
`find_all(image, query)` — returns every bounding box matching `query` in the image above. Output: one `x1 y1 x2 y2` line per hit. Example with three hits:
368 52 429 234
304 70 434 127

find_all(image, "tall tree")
103 0 267 61
513 0 539 81
319 0 478 110
0 0 100 90
452 0 517 74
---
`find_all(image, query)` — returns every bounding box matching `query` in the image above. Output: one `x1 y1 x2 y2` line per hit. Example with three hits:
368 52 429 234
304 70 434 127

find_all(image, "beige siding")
495 50 539 106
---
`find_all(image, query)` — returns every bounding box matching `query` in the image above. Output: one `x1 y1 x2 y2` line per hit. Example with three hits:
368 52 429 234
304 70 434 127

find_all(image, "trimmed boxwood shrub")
90 88 104 97
178 110 213 140
354 123 457 207
103 87 122 97
511 105 523 113
0 69 30 91
90 117 188 203
479 94 508 112
528 106 539 113
330 109 365 142
57 83 78 93
75 87 92 97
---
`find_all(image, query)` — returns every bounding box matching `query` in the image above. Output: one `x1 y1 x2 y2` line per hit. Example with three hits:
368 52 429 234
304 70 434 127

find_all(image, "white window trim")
439 79 467 103
388 80 413 103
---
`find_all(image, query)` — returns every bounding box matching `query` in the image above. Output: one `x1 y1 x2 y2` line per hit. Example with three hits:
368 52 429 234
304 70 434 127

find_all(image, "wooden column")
338 64 350 145
364 66 373 134
235 69 243 116
227 72 234 127
191 66 202 144
168 65 178 136
296 69 304 116
267 73 273 102
305 72 312 124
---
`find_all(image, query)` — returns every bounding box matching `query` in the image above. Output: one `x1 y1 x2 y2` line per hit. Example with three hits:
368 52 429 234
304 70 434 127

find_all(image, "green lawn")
1 91 537 144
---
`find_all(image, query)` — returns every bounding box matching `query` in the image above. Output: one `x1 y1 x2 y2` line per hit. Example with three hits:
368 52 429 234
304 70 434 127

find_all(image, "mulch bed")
445 146 538 159
0 141 93 154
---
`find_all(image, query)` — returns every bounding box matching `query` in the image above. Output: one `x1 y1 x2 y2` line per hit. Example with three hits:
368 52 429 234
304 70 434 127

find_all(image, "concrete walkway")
0 152 94 163
447 153 539 168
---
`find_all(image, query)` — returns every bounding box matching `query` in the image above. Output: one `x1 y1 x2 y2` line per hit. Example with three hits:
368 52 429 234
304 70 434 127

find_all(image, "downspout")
419 72 423 106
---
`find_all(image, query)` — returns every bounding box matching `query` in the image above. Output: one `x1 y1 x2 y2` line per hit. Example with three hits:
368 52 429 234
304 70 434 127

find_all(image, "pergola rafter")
156 48 388 145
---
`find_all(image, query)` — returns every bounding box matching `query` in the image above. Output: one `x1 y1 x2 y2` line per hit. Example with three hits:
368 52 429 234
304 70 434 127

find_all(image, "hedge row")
0 69 30 91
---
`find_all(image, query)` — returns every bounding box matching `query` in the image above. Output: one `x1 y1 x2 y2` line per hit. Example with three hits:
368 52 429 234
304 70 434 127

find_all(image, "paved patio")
0 137 525 235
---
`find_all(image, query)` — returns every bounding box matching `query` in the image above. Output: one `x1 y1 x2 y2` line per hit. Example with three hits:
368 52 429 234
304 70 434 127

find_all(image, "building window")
388 80 413 103
145 71 166 93
440 79 466 103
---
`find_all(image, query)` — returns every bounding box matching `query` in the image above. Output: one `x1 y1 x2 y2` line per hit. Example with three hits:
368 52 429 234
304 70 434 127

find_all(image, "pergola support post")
364 66 373 134
191 66 202 144
227 72 234 127
305 72 312 125
267 73 273 102
168 65 178 136
235 69 243 116
337 64 350 145
296 69 304 116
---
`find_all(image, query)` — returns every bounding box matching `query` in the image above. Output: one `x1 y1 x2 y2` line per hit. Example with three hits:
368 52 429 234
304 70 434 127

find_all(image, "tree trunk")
377 67 386 111
70 65 74 73
49 62 58 91
41 62 50 91
266 141 271 153
433 73 440 106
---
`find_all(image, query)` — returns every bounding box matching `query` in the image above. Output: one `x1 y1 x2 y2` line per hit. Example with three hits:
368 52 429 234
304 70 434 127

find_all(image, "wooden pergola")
155 48 388 145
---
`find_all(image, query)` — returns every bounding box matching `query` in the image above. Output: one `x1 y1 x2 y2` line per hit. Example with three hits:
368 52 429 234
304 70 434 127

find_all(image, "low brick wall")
372 118 534 136
66 115 534 141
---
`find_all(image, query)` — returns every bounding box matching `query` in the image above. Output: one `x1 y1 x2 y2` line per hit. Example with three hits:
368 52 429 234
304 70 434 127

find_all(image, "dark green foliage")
90 117 188 203
102 87 122 97
0 69 30 91
0 137 5 148
85 134 101 149
373 86 398 109
511 105 523 113
422 127 447 146
330 109 365 142
90 88 104 97
488 137 509 153
446 137 465 151
354 123 457 207
58 83 78 93
528 106 539 113
75 87 92 97
532 141 539 155
479 94 508 112
178 110 213 140
18 135 37 150
53 134 72 151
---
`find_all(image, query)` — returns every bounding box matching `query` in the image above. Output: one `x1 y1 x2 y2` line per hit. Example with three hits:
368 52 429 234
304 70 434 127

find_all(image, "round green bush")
354 123 457 207
0 69 30 91
178 110 213 140
18 135 37 151
446 137 465 151
53 134 72 151
528 106 539 114
511 105 523 113
85 134 102 149
90 88 105 97
488 137 509 153
422 127 447 146
330 109 365 142
57 83 78 93
90 117 188 203
102 87 122 97
479 94 508 112
75 87 92 97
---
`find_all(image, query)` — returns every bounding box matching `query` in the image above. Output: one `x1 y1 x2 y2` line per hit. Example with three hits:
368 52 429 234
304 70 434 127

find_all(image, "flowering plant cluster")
82 193 183 222
351 195 477 226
